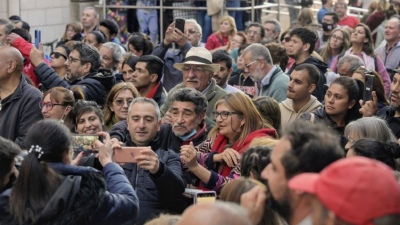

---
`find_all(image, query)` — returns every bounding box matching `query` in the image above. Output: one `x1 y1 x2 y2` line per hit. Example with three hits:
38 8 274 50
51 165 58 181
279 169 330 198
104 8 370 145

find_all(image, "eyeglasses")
185 29 198 35
39 101 65 111
113 99 134 106
331 34 344 42
213 111 240 120
282 37 291 42
68 56 81 63
181 65 211 73
247 30 261 36
244 58 262 69
50 52 68 60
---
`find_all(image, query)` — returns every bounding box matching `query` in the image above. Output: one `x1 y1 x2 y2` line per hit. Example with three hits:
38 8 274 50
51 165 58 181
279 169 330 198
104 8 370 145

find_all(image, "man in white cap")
289 157 400 225
160 47 226 123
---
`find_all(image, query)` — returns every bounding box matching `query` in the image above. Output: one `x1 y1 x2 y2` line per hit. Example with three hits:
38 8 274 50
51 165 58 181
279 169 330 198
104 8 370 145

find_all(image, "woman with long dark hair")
0 120 138 225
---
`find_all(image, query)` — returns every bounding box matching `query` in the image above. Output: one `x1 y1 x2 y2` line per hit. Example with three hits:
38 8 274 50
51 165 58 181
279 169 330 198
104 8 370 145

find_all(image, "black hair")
0 136 21 190
10 120 69 224
72 43 101 73
323 12 339 24
350 138 400 170
289 28 317 54
10 28 31 43
55 43 71 58
386 4 398 19
21 21 30 32
294 63 320 86
281 120 344 179
122 54 139 71
238 44 250 56
331 76 362 124
212 50 233 70
169 87 208 115
137 55 164 82
241 145 273 180
100 19 119 38
89 31 106 44
72 100 103 128
128 34 153 55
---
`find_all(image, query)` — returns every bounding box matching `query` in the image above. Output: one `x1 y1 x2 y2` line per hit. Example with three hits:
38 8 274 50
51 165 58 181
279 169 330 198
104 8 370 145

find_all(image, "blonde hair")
218 15 237 37
249 137 279 148
62 22 83 41
208 92 275 149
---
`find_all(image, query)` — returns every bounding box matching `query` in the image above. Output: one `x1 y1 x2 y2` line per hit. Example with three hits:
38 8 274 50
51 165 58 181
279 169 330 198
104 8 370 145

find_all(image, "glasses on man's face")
247 30 261 36
185 29 198 35
113 98 134 107
331 34 343 42
213 111 240 120
39 101 65 111
68 56 81 63
244 58 262 70
50 52 68 60
181 65 210 73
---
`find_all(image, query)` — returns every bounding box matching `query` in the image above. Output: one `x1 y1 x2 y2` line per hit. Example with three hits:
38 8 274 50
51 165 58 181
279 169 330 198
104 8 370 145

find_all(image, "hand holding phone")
113 147 144 163
175 18 185 33
363 74 374 102
72 134 100 158
34 29 41 49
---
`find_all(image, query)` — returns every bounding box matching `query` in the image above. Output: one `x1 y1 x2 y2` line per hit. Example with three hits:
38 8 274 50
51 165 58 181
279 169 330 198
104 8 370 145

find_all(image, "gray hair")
0 19 14 35
389 16 400 30
344 117 398 143
185 19 202 36
83 6 99 18
102 42 122 67
169 88 208 115
203 201 252 225
264 19 281 36
337 55 365 74
242 43 273 65
129 97 161 121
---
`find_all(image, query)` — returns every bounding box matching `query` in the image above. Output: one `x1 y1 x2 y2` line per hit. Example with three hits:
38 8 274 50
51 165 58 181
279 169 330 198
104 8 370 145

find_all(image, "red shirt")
205 33 229 50
338 16 359 29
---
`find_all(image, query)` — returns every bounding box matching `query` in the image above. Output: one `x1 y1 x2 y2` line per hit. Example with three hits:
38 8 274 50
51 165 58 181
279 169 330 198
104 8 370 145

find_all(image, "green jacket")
160 79 227 121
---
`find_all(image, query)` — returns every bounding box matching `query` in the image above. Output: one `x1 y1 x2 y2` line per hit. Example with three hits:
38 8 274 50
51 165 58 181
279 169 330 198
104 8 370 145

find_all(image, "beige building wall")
0 0 98 45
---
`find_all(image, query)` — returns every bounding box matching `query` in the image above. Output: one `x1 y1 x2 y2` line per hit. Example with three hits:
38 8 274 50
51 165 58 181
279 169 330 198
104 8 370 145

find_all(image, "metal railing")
94 1 368 41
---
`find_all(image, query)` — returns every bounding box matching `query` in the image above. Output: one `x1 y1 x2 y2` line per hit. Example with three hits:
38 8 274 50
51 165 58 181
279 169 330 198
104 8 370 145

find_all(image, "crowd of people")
0 0 400 225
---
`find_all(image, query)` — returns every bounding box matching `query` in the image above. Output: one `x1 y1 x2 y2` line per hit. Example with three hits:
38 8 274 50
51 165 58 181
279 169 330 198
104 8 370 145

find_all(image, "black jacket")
288 56 328 102
34 63 115 106
0 163 139 225
153 83 167 108
0 75 43 148
377 106 400 138
122 133 185 224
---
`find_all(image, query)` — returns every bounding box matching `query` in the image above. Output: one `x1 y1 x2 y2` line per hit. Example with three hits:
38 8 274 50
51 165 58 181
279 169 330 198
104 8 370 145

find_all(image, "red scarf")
145 82 161 99
198 128 276 190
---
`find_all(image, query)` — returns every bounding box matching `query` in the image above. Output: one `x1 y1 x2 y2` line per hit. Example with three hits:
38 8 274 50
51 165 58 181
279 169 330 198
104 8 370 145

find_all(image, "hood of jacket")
86 70 116 93
302 56 328 74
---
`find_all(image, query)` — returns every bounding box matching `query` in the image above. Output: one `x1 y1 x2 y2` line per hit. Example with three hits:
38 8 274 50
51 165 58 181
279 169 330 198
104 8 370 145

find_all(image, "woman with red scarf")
180 92 277 192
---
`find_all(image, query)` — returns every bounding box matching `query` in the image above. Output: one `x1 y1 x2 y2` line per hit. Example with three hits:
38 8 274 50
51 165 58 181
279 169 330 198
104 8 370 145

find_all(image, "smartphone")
71 134 100 157
175 18 185 33
113 147 143 163
194 191 217 204
34 29 41 49
363 73 374 102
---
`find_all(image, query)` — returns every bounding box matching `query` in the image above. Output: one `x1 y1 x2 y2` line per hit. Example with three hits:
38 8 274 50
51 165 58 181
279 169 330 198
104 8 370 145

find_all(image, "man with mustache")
160 47 226 124
241 121 344 225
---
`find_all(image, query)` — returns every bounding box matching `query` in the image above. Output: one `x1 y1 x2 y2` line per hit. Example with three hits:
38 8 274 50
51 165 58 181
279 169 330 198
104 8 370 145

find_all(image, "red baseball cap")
288 157 400 225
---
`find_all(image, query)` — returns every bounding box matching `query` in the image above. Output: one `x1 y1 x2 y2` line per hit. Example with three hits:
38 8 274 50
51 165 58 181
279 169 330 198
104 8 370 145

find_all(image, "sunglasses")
50 52 68 60
282 37 291 42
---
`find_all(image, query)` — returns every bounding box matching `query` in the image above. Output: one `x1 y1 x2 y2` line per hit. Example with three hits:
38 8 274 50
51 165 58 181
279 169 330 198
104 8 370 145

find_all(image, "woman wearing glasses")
103 82 139 131
40 87 84 131
49 44 70 80
319 28 350 67
180 92 277 192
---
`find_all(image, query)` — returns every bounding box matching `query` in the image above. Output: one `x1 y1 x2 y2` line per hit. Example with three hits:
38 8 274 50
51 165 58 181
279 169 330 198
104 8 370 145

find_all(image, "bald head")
0 47 24 74
178 202 252 225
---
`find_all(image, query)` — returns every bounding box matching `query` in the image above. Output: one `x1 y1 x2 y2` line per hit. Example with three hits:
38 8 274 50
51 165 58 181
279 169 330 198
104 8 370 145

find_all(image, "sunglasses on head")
50 52 68 60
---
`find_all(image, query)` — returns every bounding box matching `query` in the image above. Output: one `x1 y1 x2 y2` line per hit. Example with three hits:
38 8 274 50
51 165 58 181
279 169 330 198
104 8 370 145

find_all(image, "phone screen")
363 74 374 102
71 134 99 157
195 191 216 204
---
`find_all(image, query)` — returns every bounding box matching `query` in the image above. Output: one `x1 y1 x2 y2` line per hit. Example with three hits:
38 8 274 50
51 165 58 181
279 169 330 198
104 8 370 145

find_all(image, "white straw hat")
174 47 220 72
